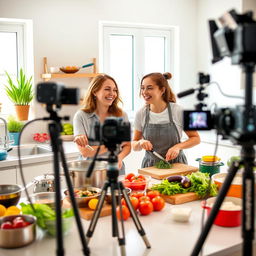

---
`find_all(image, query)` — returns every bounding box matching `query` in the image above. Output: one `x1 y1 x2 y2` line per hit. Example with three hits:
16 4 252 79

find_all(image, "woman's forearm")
78 145 108 158
131 140 142 151
118 142 131 160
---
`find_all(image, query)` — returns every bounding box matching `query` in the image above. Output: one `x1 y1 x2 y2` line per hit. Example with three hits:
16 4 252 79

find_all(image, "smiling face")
140 77 165 104
94 79 118 107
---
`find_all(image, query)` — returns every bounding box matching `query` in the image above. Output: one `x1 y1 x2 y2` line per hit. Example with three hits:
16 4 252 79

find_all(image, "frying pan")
60 63 94 73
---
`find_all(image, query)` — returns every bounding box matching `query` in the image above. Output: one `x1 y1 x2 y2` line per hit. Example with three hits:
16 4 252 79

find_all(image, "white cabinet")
0 168 17 184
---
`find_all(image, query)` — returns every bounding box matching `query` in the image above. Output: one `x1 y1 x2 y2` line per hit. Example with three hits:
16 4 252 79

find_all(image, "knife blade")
149 150 170 165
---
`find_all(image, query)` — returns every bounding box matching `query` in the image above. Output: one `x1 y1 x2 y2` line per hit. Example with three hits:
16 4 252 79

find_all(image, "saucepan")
66 160 108 188
60 63 94 74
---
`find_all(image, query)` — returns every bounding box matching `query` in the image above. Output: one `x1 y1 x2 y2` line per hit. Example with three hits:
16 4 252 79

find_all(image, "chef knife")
149 150 170 166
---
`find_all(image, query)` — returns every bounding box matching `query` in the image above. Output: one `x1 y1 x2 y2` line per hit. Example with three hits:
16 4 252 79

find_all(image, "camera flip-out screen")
183 110 213 131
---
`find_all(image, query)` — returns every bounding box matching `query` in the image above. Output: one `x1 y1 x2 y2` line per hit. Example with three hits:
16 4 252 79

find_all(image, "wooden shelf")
41 57 100 81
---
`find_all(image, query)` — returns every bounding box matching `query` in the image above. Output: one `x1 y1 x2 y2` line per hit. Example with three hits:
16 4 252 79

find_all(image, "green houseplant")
4 68 34 121
7 116 24 146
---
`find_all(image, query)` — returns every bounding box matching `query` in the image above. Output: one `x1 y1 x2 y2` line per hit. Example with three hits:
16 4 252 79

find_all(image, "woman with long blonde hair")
73 74 131 172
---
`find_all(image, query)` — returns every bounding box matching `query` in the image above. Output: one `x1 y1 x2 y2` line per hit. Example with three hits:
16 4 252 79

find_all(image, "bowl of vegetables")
0 214 36 248
20 203 74 236
119 173 150 192
64 187 101 207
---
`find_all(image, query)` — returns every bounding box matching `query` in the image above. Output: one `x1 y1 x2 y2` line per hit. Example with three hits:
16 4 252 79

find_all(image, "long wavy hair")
81 74 123 116
140 72 176 103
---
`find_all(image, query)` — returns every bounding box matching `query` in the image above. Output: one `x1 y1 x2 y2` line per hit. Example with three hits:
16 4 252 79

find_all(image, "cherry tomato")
151 196 165 211
125 173 135 181
138 201 153 215
137 175 146 180
1 221 13 229
130 191 144 199
116 205 130 220
138 196 150 202
147 190 160 200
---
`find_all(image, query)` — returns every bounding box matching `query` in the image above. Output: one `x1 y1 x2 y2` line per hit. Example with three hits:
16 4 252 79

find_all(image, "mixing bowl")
0 184 22 207
30 192 63 210
202 196 242 227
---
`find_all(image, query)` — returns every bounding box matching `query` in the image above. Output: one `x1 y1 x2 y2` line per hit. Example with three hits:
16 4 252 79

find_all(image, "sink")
8 144 52 157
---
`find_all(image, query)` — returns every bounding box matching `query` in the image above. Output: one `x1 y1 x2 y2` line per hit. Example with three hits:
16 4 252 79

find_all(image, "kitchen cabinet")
41 57 100 81
0 167 17 184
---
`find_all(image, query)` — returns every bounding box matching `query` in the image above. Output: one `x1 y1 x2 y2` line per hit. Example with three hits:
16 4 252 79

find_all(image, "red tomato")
121 197 139 210
130 191 144 199
138 201 153 215
147 190 160 200
151 196 165 211
137 175 146 180
138 196 150 202
116 205 130 220
1 221 13 229
131 179 146 191
125 173 135 181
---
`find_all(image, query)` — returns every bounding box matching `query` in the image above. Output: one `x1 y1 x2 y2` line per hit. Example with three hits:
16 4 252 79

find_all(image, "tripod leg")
48 123 64 256
86 182 108 243
59 144 90 256
242 147 255 256
191 161 240 256
119 182 151 249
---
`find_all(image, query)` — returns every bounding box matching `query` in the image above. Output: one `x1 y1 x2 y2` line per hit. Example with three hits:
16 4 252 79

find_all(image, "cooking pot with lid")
33 174 56 193
67 160 108 188
196 155 224 176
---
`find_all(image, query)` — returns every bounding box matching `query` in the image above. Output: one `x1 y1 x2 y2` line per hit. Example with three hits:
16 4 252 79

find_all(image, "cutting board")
63 198 112 220
160 192 199 204
138 163 198 180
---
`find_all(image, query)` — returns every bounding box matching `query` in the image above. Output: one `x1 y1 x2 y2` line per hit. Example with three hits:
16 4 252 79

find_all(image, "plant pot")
9 132 20 146
15 105 30 121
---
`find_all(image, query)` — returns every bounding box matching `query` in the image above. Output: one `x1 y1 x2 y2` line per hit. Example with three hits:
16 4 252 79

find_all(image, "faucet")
0 117 10 150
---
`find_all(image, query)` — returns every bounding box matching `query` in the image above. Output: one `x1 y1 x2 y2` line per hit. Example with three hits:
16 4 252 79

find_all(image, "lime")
88 199 99 210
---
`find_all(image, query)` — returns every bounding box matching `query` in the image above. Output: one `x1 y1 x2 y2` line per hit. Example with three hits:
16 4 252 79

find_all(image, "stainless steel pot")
33 174 56 193
67 160 108 188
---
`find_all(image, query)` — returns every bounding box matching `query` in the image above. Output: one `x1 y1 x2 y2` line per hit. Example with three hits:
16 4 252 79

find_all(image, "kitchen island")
0 199 247 256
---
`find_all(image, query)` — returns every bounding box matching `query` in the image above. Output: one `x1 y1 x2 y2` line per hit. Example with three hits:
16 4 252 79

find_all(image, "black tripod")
85 150 151 256
191 64 255 255
46 105 90 256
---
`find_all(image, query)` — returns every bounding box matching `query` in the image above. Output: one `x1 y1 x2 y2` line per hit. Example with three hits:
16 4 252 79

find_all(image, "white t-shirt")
134 103 183 138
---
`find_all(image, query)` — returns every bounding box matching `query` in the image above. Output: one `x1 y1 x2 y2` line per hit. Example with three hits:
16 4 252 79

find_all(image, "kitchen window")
100 22 178 119
0 19 33 117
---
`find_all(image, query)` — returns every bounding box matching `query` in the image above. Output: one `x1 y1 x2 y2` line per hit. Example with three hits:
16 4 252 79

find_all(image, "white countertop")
0 199 245 256
0 142 80 169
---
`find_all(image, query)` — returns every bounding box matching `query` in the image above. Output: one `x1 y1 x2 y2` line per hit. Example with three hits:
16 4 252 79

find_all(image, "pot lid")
201 155 220 162
33 174 55 182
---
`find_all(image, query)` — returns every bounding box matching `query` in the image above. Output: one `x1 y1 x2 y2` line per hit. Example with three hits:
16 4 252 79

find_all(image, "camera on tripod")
181 9 256 144
91 117 131 149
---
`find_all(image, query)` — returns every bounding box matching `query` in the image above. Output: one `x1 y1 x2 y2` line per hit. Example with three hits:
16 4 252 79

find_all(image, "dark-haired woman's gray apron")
141 104 187 168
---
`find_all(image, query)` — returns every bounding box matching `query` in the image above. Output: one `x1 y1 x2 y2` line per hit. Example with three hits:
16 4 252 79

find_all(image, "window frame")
99 21 179 118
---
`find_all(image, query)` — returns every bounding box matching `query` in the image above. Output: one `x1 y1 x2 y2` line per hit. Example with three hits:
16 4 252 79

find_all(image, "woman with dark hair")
73 74 131 172
132 72 200 168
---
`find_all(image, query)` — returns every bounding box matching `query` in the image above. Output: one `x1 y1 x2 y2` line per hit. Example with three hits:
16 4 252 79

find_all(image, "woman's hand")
139 139 153 151
166 145 181 161
73 135 88 147
118 159 123 170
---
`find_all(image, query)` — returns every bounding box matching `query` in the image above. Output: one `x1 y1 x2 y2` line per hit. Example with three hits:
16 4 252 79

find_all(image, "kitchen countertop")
0 199 246 256
0 142 80 169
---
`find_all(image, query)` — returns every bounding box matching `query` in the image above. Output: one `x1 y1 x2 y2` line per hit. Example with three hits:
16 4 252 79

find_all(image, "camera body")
92 117 131 149
37 82 80 105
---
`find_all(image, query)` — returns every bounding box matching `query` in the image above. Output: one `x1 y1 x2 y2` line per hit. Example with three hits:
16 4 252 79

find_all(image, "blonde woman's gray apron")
78 113 125 174
141 104 187 168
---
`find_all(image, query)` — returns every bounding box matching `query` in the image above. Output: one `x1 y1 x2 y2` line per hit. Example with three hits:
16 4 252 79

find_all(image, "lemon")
5 205 21 216
0 204 6 217
88 199 99 210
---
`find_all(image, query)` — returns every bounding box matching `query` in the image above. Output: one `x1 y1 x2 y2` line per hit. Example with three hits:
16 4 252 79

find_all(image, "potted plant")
7 116 24 146
4 68 34 121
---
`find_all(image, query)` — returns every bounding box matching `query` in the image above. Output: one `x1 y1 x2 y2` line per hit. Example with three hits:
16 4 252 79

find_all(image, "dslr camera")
181 9 256 144
92 117 131 149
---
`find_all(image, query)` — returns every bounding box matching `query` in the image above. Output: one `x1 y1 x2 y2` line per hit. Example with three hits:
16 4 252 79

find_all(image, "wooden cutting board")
63 198 112 220
160 192 199 204
138 163 198 180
